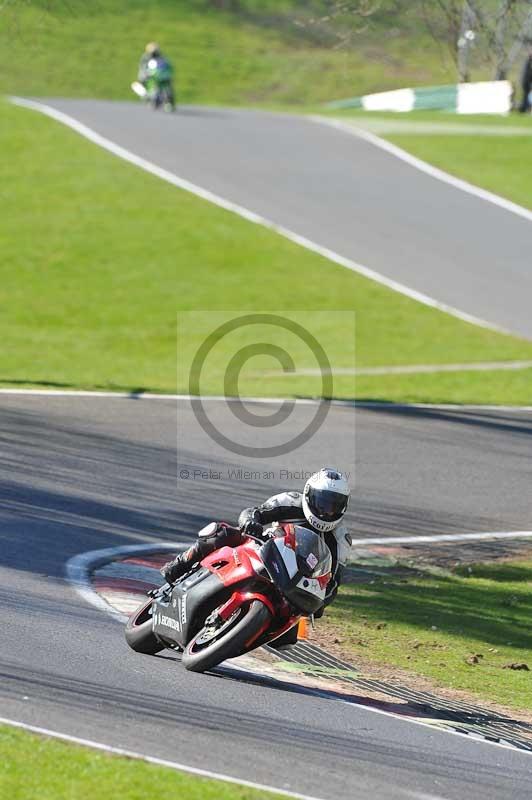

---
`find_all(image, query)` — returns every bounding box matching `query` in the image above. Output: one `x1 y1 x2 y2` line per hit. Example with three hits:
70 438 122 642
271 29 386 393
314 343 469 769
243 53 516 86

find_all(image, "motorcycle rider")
138 42 175 103
138 42 162 84
161 468 352 624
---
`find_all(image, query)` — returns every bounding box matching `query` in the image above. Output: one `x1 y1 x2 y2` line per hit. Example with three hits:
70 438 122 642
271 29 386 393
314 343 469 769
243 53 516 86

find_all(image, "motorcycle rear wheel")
182 600 271 673
125 598 164 655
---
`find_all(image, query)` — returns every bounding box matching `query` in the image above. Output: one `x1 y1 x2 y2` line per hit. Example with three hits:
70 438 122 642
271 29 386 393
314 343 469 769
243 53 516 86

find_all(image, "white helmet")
302 468 350 533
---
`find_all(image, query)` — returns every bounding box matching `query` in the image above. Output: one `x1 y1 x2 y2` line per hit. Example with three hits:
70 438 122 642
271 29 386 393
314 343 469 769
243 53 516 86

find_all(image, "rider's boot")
161 523 243 584
161 544 199 584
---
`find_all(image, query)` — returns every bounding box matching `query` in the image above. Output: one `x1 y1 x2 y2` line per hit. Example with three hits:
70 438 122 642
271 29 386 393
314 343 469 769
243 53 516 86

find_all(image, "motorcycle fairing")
153 541 270 647
213 590 299 651
201 540 266 586
152 568 230 648
215 589 275 621
201 540 297 645
153 528 327 654
260 529 331 614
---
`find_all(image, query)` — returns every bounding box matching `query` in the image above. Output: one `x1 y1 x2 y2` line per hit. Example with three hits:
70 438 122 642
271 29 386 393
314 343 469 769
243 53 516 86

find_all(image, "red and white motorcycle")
125 522 332 673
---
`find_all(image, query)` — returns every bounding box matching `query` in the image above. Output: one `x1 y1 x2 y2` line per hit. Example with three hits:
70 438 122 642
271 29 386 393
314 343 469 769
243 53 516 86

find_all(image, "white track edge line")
2 387 532 411
271 360 532 376
350 531 532 546
0 717 326 800
335 696 528 757
65 543 188 623
311 115 532 224
67 544 532 758
9 96 511 336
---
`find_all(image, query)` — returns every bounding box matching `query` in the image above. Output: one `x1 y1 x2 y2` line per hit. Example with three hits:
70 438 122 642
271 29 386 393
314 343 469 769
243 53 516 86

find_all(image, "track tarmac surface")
29 99 532 338
2 395 532 799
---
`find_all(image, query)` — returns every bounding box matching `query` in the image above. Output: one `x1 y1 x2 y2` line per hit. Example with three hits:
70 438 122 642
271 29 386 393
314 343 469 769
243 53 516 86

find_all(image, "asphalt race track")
2 394 532 799
33 99 532 339
4 100 532 797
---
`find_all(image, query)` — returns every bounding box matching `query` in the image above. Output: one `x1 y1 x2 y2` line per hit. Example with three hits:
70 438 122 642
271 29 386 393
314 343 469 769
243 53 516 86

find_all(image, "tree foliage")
420 0 532 80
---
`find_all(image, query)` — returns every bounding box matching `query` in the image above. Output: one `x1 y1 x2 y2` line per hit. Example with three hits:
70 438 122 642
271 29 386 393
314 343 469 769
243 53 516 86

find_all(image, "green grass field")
2 99 532 404
0 725 289 800
0 0 458 106
327 559 532 713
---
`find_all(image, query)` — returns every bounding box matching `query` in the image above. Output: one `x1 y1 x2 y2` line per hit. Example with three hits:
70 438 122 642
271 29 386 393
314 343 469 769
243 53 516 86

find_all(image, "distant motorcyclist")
162 468 352 625
138 42 166 85
137 42 175 109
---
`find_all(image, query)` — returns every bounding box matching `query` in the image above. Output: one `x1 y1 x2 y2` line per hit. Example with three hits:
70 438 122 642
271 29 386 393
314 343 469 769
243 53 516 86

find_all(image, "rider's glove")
241 519 264 538
238 507 264 537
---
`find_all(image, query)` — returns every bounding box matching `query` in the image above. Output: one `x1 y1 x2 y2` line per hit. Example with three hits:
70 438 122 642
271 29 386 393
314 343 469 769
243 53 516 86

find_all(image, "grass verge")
0 1 455 106
0 724 288 800
3 99 532 403
325 559 532 713
354 369 532 406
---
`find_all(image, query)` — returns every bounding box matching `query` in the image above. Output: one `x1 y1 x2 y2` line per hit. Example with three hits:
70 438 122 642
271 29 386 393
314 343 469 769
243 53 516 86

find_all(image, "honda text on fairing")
125 522 332 673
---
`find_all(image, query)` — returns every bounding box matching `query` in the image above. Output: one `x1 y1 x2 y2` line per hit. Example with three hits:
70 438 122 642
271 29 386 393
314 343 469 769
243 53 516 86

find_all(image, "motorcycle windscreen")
291 526 332 579
260 527 332 614
260 535 297 592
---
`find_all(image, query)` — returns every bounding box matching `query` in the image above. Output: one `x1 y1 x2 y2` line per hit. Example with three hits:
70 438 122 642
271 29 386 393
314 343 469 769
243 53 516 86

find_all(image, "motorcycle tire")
163 87 175 112
182 600 272 673
125 598 164 655
149 91 161 110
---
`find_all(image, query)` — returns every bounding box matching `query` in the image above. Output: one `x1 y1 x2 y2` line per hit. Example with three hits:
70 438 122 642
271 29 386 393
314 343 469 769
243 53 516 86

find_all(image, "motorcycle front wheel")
124 598 164 655
162 86 175 112
182 600 272 673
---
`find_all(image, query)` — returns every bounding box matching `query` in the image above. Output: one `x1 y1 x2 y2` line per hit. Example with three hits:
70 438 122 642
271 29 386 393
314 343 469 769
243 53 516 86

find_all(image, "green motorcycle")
131 57 175 112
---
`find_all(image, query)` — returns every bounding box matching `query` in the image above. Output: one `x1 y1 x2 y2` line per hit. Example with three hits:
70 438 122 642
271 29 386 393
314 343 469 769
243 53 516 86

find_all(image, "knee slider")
198 521 218 539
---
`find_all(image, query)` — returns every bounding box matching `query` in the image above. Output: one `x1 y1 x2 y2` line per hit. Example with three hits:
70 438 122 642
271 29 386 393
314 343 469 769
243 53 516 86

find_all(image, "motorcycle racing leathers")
161 490 352 613
138 52 173 84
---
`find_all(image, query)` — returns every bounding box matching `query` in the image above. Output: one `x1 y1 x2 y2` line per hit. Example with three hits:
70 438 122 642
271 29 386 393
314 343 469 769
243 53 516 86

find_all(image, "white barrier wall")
457 81 512 114
362 88 415 112
330 80 513 114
